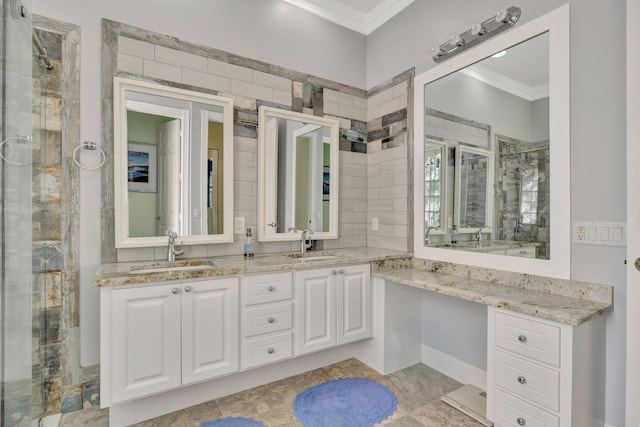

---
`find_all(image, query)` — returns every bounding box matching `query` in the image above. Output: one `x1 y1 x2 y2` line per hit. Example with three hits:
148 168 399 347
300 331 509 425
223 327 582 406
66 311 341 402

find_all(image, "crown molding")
460 65 549 101
282 0 414 35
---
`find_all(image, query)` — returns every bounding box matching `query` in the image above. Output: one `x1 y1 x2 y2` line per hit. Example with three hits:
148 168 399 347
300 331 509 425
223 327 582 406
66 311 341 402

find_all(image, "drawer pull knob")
517 335 527 343
172 288 180 294
267 317 275 324
517 376 527 384
332 270 337 275
517 417 526 425
267 348 275 354
184 286 192 293
338 269 344 275
268 286 275 292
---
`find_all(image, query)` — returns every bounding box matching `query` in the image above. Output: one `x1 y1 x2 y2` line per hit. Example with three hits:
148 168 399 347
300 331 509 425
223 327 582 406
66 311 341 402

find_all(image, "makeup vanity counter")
372 258 613 326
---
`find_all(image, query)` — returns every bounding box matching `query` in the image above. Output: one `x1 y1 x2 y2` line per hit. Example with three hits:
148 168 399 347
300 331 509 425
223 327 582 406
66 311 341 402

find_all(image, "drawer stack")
489 308 562 426
241 272 294 369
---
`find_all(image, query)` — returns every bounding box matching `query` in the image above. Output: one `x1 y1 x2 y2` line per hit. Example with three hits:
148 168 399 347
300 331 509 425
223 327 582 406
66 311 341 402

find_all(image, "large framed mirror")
414 5 570 279
114 77 234 248
257 106 339 242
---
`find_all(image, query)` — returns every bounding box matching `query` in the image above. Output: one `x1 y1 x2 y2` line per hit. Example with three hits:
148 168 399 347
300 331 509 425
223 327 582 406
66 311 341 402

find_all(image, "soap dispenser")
244 228 254 258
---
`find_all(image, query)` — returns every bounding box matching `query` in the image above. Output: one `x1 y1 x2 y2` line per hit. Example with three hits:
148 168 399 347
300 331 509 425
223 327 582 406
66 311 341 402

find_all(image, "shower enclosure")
1 0 36 425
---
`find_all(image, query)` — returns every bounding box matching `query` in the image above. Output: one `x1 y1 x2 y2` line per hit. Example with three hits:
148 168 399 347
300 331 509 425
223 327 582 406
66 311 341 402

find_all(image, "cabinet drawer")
494 389 559 427
494 310 561 367
242 272 292 305
494 350 560 412
242 331 292 369
242 302 293 338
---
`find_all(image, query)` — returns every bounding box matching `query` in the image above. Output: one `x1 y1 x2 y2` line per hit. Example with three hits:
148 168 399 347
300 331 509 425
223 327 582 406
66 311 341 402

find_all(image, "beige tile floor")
59 359 485 426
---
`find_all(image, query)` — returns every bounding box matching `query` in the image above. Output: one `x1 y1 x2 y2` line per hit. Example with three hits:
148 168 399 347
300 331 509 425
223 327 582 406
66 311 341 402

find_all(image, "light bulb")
491 50 507 58
469 22 485 36
428 45 443 57
494 8 508 23
447 32 462 46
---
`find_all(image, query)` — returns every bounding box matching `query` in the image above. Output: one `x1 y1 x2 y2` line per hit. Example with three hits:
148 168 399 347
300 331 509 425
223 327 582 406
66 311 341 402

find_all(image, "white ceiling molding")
282 0 414 35
460 65 549 101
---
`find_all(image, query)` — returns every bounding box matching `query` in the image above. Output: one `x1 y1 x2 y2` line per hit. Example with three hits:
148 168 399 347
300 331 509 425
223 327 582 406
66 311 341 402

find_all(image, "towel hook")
73 141 106 170
0 135 32 166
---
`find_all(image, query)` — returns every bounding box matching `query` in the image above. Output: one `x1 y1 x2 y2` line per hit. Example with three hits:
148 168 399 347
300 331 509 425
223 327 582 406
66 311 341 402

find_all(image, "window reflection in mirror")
114 78 234 248
424 141 446 231
258 107 339 242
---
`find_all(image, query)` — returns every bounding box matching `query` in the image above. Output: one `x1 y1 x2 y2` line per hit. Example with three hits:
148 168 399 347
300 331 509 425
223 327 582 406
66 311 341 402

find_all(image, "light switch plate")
574 221 626 246
372 217 379 231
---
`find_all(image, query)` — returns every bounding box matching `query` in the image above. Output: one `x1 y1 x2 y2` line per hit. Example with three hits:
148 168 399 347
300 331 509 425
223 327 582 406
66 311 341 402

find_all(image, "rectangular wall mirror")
257 106 339 242
114 77 234 248
413 5 570 279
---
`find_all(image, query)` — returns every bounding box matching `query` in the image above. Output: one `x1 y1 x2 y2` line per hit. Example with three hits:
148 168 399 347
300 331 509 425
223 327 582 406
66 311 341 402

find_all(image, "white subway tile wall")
115 35 411 258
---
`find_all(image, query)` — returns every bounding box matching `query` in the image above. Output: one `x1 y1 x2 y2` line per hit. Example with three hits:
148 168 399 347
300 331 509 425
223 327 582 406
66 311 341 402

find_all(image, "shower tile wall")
497 138 550 258
31 17 87 418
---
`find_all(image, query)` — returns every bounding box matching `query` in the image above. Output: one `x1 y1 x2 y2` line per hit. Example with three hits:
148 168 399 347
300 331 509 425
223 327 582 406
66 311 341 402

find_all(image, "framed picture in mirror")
127 142 157 192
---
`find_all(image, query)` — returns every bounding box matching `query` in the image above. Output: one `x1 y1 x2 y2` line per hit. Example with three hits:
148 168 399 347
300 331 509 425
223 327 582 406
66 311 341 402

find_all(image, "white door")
157 119 181 235
182 278 239 385
111 284 182 403
627 1 640 424
295 268 336 354
337 265 372 345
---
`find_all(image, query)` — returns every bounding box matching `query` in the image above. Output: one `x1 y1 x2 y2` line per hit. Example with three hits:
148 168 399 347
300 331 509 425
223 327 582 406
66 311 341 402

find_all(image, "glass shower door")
1 0 34 425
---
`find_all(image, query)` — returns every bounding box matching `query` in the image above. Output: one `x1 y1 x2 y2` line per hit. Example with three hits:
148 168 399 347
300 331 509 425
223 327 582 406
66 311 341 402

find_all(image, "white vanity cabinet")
240 272 294 369
104 278 239 404
295 264 371 355
487 307 605 426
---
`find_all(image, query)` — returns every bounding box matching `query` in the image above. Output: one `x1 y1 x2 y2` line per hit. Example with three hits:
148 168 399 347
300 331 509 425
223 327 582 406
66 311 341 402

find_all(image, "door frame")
626 0 640 424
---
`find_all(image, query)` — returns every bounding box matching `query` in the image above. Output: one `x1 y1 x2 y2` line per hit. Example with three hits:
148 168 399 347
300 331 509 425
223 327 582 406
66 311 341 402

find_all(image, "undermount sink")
285 252 337 261
129 264 215 275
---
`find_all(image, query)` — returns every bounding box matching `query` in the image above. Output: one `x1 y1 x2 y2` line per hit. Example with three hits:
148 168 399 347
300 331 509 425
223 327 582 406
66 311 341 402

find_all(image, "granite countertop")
95 247 613 327
93 247 412 287
372 265 613 326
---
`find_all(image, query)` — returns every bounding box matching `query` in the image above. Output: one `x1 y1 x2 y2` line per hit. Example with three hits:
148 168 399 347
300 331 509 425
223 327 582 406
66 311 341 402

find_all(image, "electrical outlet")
372 217 379 231
234 217 245 234
576 223 586 241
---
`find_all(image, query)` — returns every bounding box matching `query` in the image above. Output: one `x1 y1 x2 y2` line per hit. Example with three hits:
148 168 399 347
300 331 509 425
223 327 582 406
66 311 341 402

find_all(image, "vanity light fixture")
430 6 521 63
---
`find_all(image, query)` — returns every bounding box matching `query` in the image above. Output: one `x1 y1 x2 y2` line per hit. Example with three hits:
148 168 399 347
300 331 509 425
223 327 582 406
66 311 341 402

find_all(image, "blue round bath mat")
293 377 397 427
199 417 265 427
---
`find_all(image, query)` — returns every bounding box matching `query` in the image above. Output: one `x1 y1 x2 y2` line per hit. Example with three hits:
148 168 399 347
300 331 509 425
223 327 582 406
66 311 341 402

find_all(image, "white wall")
368 1 627 425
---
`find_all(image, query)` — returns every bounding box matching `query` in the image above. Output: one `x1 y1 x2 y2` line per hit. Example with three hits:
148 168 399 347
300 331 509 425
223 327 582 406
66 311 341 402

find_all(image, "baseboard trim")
421 344 487 390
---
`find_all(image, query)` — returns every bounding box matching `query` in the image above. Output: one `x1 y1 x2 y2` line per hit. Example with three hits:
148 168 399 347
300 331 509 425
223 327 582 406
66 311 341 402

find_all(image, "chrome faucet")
475 226 486 243
300 229 313 254
167 231 184 262
425 226 436 246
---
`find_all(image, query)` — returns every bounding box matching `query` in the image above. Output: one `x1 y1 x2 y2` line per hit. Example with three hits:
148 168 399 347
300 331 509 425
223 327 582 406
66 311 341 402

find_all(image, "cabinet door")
182 278 239 385
111 284 182 403
295 268 336 355
337 264 371 345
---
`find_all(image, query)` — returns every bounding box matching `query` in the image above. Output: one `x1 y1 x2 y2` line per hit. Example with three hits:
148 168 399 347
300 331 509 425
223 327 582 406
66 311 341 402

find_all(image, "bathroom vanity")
96 248 611 427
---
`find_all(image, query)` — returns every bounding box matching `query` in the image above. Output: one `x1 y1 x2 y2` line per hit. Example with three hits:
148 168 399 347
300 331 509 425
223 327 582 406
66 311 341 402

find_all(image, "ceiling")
282 0 414 35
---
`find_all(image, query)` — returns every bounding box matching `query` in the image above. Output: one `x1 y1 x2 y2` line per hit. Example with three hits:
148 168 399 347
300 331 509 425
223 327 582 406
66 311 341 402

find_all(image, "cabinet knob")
172 288 180 294
267 348 275 354
268 286 275 292
184 286 192 293
517 376 527 384
332 270 337 275
267 317 275 324
517 334 527 343
338 269 344 275
516 417 526 426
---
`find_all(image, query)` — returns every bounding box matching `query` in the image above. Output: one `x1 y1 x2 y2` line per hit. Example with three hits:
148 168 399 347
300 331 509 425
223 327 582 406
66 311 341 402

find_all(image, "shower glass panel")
1 0 35 425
